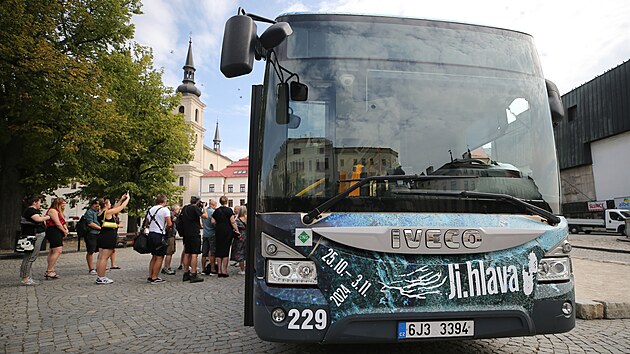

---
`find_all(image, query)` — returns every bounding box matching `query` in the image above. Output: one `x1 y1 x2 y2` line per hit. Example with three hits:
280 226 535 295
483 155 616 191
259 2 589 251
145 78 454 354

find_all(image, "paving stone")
2 240 630 352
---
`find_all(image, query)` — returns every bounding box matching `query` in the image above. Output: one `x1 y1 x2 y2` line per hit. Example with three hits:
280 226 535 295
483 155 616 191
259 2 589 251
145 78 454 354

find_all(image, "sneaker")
189 273 204 283
150 277 166 284
95 277 113 285
161 268 167 275
165 268 176 275
182 272 191 282
238 270 246 275
21 278 39 286
89 269 97 275
177 265 183 270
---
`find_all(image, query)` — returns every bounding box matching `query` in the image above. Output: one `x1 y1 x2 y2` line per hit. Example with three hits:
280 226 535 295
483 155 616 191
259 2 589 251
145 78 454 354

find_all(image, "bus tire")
569 226 579 234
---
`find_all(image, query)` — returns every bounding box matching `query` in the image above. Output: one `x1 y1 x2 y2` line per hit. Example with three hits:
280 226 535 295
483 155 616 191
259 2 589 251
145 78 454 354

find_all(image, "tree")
0 0 148 248
73 45 193 231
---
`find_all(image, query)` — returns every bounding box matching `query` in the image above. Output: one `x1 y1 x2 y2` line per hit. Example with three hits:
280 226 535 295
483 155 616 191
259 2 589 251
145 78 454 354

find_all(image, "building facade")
554 59 630 216
201 157 249 208
172 38 232 205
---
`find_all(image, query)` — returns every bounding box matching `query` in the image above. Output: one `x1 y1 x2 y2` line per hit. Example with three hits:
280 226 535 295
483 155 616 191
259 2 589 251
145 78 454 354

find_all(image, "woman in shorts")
44 198 68 279
95 192 130 284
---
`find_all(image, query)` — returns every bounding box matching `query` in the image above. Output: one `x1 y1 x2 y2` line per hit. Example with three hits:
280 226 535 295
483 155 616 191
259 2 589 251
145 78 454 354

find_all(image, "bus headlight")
267 260 318 285
537 257 571 282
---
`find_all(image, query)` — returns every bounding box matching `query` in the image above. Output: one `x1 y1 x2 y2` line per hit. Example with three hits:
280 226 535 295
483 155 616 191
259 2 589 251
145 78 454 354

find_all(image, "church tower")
213 121 221 152
173 37 206 204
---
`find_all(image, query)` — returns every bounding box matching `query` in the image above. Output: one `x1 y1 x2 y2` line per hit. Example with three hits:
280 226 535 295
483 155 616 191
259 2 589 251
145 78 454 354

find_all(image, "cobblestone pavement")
1 242 629 353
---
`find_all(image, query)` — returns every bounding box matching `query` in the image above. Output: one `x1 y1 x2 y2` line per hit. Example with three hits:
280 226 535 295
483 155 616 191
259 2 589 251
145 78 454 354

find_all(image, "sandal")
44 271 59 279
110 266 121 269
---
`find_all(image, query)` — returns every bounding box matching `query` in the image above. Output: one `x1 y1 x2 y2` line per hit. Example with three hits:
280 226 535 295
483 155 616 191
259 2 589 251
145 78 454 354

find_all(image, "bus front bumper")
253 278 575 343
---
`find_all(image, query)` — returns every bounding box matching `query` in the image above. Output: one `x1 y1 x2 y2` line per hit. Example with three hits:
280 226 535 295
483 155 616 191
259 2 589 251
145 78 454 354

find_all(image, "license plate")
398 320 474 339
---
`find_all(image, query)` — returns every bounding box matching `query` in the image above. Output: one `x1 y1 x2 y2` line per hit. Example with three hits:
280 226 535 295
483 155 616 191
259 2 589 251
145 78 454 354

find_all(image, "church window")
178 177 184 186
195 109 199 122
209 184 215 193
209 163 214 170
179 106 185 114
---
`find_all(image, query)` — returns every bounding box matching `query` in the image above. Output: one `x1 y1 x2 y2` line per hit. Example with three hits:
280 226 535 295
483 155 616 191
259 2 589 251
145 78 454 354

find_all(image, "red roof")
202 157 248 178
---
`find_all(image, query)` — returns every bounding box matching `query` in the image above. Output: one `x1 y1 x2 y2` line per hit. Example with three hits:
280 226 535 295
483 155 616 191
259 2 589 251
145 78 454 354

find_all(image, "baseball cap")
190 195 200 203
90 198 99 205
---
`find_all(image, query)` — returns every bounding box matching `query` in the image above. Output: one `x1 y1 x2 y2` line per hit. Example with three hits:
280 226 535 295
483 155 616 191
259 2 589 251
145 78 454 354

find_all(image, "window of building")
293 148 301 155
178 177 184 186
240 184 245 193
228 184 233 193
209 184 215 193
209 163 214 170
228 199 233 207
567 105 577 122
340 159 345 167
178 106 184 114
195 109 199 122
240 199 245 206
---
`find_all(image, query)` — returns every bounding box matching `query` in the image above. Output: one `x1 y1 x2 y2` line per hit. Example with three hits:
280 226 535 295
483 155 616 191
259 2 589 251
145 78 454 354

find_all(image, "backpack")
175 206 186 231
76 214 89 238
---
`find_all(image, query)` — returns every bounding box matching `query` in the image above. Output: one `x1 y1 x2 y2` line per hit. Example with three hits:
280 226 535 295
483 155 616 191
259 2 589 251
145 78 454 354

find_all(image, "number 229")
287 309 327 330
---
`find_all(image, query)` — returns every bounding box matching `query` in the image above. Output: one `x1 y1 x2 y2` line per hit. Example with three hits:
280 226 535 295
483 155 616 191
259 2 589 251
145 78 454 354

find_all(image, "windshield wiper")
302 174 476 224
395 189 560 226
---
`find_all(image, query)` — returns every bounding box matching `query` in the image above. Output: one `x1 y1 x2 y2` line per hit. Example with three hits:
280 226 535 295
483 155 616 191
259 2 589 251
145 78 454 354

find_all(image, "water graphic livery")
258 213 570 327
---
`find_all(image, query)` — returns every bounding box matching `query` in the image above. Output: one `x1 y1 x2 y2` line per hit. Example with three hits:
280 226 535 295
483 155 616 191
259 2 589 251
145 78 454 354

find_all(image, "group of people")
18 193 248 286
19 193 129 285
150 194 247 284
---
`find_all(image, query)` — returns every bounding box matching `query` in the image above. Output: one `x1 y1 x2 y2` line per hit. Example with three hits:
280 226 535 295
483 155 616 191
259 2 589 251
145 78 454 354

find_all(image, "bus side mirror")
260 22 292 50
291 81 308 101
546 79 564 124
276 83 290 124
220 15 258 78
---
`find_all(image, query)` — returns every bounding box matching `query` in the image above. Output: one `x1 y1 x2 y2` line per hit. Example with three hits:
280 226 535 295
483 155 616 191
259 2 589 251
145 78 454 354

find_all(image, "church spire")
213 120 221 152
176 35 201 97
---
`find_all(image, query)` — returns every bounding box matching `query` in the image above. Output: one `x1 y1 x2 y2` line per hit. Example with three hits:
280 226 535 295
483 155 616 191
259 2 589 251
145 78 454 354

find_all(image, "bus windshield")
258 15 560 214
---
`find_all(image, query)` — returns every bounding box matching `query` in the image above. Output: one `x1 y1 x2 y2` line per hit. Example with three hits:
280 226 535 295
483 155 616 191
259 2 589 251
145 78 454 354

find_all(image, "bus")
220 9 574 343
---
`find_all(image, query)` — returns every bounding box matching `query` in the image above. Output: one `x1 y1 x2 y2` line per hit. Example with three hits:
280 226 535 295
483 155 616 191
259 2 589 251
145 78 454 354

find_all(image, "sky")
132 0 630 162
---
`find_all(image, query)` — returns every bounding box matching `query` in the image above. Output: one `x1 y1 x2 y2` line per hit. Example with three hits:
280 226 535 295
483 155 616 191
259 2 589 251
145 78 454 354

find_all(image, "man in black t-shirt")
180 196 208 283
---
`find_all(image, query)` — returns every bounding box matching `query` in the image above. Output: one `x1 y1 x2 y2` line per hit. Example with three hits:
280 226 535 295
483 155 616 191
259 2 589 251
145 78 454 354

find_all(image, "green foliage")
0 0 142 193
0 0 194 243
75 45 193 216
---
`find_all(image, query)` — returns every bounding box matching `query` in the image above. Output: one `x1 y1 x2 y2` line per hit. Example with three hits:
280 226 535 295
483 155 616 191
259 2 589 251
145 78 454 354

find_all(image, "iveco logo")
391 229 483 250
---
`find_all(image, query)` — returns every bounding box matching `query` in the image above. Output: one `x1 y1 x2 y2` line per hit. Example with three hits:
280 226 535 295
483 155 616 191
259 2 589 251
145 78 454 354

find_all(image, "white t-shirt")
147 205 170 234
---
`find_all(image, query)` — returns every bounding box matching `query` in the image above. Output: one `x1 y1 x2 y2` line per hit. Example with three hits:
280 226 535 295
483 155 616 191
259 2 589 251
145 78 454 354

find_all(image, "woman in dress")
44 197 68 279
19 196 51 285
95 193 130 284
211 196 239 278
231 206 247 275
